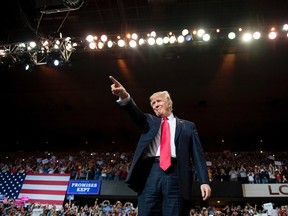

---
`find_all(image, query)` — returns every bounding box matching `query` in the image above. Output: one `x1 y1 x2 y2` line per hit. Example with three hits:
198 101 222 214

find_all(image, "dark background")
0 0 288 152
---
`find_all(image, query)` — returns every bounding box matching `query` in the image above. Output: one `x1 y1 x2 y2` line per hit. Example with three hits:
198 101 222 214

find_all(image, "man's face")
150 95 171 117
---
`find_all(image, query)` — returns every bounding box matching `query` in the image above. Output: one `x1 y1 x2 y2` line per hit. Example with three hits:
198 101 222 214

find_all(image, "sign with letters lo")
67 180 101 195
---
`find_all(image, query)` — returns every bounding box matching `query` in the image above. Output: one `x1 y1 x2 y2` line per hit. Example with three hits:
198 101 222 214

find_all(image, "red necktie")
160 117 171 171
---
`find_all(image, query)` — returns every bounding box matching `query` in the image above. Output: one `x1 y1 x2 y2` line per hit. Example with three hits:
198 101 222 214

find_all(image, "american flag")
0 172 70 209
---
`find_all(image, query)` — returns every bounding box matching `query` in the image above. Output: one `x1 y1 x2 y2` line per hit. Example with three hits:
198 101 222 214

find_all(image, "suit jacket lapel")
175 118 182 146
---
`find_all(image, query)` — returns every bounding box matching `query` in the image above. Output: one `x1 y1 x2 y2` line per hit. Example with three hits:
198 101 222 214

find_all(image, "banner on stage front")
242 184 288 197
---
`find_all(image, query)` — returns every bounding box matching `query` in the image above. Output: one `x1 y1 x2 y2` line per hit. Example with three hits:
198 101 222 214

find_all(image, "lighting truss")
0 37 75 69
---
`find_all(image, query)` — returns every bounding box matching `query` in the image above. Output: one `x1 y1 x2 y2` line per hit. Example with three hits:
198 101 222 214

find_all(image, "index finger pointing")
109 76 121 87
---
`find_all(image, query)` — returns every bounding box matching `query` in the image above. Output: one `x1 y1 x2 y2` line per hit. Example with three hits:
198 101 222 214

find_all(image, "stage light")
163 36 169 44
268 31 277 40
177 35 185 43
181 29 189 36
138 38 145 46
147 37 155 45
126 33 131 39
100 35 108 42
107 40 114 48
185 34 193 42
253 32 261 40
24 64 30 70
117 39 125 47
86 35 94 42
150 31 156 38
169 35 176 44
24 63 34 71
89 42 97 49
0 49 5 56
47 52 64 67
27 43 36 51
29 42 37 49
53 59 60 66
228 32 236 40
197 29 205 37
156 37 163 45
129 40 137 48
131 33 138 40
203 33 210 41
98 41 104 49
242 33 252 42
52 39 61 50
18 43 26 51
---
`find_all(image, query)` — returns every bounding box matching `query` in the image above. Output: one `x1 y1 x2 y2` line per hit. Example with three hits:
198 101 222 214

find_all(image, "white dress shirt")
146 113 176 158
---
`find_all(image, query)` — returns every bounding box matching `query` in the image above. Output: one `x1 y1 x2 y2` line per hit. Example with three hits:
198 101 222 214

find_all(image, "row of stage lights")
0 24 288 70
85 24 288 50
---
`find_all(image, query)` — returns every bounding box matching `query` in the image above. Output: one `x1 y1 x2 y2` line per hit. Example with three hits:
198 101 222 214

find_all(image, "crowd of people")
0 150 288 215
1 196 288 216
1 150 287 184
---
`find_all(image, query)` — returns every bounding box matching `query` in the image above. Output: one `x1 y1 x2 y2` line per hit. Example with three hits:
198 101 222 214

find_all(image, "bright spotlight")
177 35 185 43
147 37 155 45
129 40 137 48
185 34 192 41
163 36 169 44
53 59 60 66
24 64 30 71
169 35 176 44
29 41 37 48
268 31 277 40
86 35 94 42
100 35 108 42
203 34 210 41
89 42 97 49
228 32 236 40
18 43 26 49
150 31 156 37
107 40 113 48
98 41 104 49
242 33 252 42
156 37 163 45
253 32 261 40
138 38 145 46
182 29 189 36
131 33 138 40
117 39 125 47
197 29 205 37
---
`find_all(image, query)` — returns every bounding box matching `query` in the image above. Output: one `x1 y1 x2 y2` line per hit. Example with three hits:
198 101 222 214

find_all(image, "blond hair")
149 91 173 111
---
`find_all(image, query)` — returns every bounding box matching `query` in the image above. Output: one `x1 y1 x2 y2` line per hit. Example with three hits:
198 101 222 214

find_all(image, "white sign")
242 184 288 197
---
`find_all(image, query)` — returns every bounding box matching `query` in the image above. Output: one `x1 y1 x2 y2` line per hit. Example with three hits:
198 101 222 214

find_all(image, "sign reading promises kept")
67 180 101 195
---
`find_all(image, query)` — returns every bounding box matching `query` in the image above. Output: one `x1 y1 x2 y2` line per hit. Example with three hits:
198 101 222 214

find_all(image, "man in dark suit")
109 76 211 216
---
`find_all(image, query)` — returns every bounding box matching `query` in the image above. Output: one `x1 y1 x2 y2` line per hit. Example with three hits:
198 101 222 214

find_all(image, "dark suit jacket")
120 98 209 201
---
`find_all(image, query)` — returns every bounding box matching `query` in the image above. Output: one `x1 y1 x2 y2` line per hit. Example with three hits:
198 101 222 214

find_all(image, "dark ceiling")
1 0 288 43
0 0 288 152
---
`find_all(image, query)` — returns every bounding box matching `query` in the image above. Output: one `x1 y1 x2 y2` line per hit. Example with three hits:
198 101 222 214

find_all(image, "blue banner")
67 180 101 195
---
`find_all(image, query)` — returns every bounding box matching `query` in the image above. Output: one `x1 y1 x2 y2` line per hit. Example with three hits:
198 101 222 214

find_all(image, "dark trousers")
137 157 190 216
